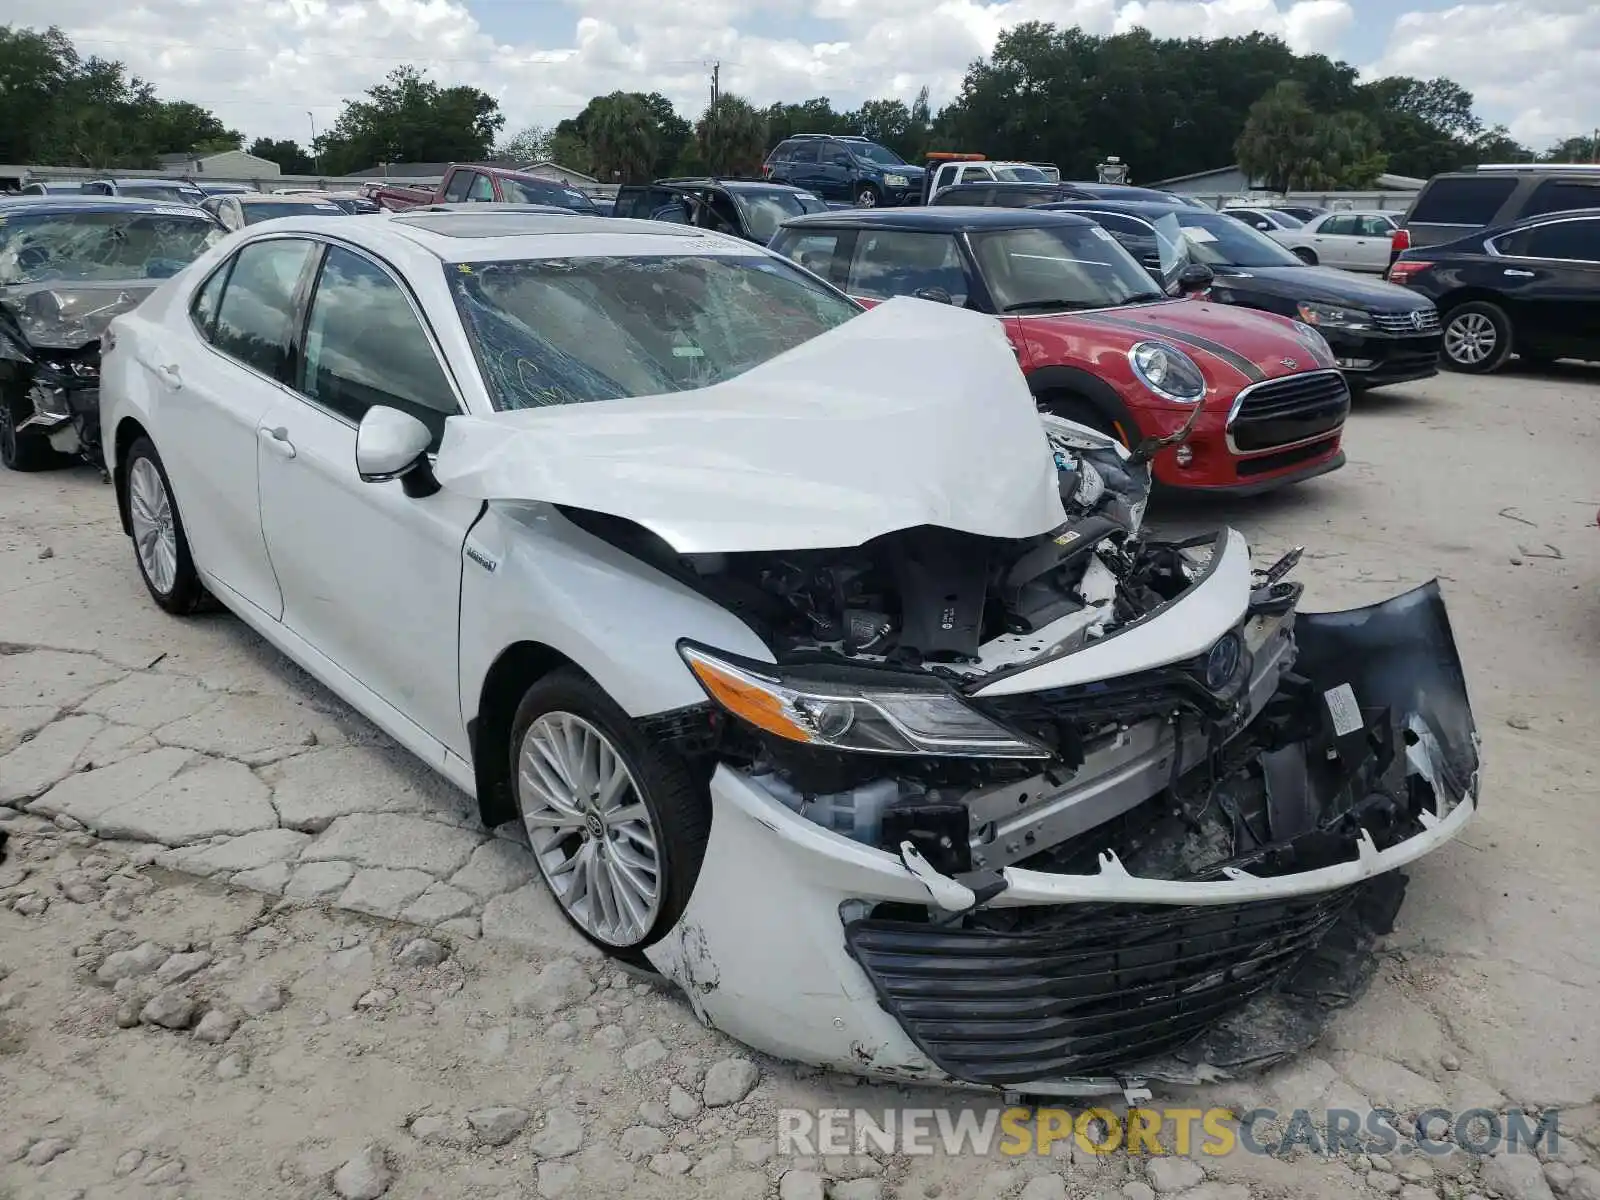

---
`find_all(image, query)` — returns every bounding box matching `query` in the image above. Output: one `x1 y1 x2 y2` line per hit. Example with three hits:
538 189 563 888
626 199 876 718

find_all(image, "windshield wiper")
1122 291 1167 303
1001 299 1102 313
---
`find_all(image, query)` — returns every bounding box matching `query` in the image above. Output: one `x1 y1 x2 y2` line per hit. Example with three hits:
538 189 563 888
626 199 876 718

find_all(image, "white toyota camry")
99 211 1479 1092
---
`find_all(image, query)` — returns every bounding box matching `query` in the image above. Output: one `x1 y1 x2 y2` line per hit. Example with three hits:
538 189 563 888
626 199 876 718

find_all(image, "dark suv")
764 135 924 207
1394 165 1600 262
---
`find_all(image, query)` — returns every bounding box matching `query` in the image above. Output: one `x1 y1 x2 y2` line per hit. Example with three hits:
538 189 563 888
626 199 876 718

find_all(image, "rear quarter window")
1522 179 1600 218
1408 177 1518 226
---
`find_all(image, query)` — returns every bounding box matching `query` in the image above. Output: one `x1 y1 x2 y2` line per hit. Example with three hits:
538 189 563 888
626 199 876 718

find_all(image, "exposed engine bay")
1 283 152 470
565 417 1477 1085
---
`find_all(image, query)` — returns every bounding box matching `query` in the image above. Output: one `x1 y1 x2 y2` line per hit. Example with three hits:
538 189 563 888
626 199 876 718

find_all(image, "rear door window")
787 143 819 165
466 173 496 203
847 230 969 304
1522 179 1600 218
1356 215 1395 236
210 238 317 378
1408 176 1517 226
1521 218 1600 262
1320 214 1359 236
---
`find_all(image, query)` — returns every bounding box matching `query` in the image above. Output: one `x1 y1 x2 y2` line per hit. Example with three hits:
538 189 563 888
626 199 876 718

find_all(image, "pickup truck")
372 164 602 214
921 153 1060 202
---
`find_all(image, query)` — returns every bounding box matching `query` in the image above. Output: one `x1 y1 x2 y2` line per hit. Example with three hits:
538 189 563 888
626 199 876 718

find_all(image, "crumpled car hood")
433 297 1070 554
0 280 159 350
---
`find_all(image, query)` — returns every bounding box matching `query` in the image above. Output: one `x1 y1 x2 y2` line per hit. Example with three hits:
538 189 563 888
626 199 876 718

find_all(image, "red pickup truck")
373 164 603 214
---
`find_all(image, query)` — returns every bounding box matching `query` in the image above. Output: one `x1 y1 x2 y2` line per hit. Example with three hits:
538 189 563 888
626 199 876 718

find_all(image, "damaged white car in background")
98 212 1479 1096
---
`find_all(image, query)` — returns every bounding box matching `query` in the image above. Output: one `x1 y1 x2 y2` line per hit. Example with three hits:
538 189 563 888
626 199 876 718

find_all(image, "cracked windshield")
448 253 860 408
0 210 222 287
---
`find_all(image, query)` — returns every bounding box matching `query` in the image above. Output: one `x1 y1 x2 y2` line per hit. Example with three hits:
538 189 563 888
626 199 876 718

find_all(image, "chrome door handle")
259 425 296 458
1503 269 1535 277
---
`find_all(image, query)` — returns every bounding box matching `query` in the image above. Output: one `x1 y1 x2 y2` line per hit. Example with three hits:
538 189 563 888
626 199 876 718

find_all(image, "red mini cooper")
769 207 1350 495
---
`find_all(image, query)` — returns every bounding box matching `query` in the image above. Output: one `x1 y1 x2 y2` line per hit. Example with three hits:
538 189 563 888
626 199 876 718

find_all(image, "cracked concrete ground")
2 364 1599 1200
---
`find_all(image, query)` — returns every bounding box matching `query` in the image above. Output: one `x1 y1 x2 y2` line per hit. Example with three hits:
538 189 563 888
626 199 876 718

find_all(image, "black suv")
764 135 924 207
612 179 827 243
1395 165 1600 259
1389 208 1600 373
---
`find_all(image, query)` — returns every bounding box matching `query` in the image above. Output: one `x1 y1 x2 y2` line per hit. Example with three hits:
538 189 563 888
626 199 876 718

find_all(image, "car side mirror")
356 407 439 497
913 286 954 305
1176 263 1214 295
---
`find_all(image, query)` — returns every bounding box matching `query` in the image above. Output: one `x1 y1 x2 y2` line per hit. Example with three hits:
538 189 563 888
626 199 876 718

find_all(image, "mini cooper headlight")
1128 341 1206 404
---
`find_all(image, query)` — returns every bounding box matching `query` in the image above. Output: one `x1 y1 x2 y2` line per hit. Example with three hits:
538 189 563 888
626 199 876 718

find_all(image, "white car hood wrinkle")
432 297 1069 554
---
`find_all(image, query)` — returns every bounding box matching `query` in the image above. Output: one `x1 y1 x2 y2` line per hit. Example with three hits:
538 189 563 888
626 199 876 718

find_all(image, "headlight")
679 644 1047 759
1297 301 1373 331
1128 341 1206 403
1291 319 1336 364
883 173 909 188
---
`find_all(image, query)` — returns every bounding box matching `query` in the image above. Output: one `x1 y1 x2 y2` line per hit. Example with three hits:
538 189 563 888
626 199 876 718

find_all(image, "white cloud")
1369 2 1600 147
14 0 1588 158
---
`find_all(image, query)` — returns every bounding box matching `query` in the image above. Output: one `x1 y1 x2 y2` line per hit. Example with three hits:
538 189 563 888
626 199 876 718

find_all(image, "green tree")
584 92 658 182
1471 125 1534 164
553 91 689 179
1542 133 1599 163
1234 81 1384 191
547 130 594 175
496 125 552 163
249 137 316 174
761 98 846 148
697 93 767 177
313 66 504 175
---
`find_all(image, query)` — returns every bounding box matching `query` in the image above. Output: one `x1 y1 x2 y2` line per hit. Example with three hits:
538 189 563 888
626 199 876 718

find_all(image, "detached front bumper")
645 582 1478 1092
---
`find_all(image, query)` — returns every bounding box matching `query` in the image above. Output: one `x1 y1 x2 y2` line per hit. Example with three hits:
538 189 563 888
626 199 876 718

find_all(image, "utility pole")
709 61 721 176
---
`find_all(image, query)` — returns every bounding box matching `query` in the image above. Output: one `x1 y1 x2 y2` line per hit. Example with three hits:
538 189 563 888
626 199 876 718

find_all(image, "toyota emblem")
1280 357 1298 370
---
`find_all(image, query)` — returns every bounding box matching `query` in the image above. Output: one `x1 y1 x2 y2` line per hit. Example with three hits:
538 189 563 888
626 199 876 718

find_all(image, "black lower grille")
844 888 1360 1084
1235 437 1338 477
1229 371 1349 452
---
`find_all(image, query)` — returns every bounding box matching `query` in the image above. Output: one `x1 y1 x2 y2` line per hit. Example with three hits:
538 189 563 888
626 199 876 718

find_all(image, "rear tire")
123 436 206 615
509 669 709 958
1292 247 1318 265
0 390 66 472
1441 301 1512 374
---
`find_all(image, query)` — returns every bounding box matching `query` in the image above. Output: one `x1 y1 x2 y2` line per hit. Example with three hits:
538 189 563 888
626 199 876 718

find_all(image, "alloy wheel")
128 456 179 595
516 711 663 947
1444 311 1497 366
857 189 877 208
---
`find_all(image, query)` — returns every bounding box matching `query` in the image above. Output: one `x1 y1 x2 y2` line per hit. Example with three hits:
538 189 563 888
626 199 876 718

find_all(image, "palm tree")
586 92 658 183
697 94 768 178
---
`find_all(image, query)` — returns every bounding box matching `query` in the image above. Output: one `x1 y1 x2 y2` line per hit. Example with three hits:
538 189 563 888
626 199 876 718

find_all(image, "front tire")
510 669 708 956
1040 395 1130 446
855 185 880 208
0 391 65 472
1442 301 1512 373
1292 246 1318 265
124 437 206 614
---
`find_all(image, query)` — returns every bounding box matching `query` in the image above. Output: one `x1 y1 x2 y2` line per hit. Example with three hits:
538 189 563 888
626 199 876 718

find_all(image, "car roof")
251 212 757 267
237 193 343 204
0 195 216 218
780 206 1094 232
408 202 581 215
1041 198 1208 218
96 177 202 187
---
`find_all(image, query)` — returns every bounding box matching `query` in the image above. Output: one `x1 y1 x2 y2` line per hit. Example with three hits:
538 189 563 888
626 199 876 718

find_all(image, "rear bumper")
645 581 1479 1092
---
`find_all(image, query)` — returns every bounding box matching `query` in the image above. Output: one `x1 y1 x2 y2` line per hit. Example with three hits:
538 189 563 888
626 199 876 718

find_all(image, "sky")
9 0 1598 158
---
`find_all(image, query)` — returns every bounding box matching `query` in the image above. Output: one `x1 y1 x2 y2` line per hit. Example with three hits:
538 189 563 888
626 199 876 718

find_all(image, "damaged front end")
1 282 153 469
635 434 1478 1093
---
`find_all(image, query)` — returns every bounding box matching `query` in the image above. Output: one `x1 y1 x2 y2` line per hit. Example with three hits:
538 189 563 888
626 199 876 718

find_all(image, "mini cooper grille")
1228 371 1350 453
